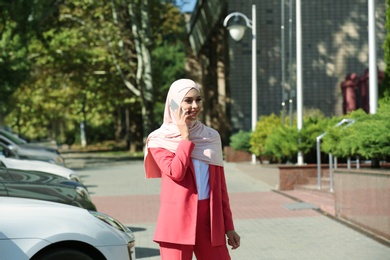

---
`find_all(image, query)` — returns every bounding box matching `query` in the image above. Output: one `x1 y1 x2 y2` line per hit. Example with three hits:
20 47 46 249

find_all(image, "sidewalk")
234 162 336 216
77 159 390 259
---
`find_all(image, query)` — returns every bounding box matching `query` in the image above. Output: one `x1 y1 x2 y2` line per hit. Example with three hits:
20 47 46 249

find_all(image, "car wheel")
34 248 94 260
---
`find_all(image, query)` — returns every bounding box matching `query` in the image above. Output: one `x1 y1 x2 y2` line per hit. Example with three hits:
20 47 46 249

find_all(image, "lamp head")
227 24 246 41
224 13 249 42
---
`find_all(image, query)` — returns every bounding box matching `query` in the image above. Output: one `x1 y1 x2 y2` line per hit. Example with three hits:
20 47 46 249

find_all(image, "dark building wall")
226 0 386 132
188 0 386 133
227 1 289 131
185 0 232 145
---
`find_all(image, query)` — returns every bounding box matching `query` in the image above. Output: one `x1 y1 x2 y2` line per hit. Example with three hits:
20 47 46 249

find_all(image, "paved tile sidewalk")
81 161 390 259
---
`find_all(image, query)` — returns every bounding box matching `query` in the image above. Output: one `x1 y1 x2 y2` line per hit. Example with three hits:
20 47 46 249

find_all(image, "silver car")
0 197 135 260
0 155 81 183
0 140 65 166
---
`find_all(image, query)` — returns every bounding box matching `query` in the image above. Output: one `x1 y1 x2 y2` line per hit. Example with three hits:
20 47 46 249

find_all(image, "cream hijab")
144 79 224 178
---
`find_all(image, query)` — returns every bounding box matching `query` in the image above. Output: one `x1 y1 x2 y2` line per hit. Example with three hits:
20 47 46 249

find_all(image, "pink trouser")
159 199 231 260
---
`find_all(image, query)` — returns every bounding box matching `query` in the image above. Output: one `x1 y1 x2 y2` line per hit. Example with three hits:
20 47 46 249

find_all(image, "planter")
223 146 252 162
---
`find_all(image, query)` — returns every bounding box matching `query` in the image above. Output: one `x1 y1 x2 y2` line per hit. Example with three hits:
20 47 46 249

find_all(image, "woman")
144 79 240 259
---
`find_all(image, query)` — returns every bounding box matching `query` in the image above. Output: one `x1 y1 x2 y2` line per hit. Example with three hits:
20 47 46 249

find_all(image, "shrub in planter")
322 99 390 168
263 125 298 163
225 130 252 162
229 130 251 153
297 113 336 163
250 109 333 163
249 113 281 159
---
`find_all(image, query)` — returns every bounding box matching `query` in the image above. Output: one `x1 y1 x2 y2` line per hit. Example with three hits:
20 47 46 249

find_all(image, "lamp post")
296 0 304 165
368 0 378 114
224 5 257 164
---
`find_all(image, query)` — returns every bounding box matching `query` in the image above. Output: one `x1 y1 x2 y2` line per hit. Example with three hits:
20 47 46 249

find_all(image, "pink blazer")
149 140 235 246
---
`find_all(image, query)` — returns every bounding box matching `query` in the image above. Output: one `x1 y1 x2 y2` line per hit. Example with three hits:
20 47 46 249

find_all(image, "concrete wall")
278 165 330 190
334 169 390 241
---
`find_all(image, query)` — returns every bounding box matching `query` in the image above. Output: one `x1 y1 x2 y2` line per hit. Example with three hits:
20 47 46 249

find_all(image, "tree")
382 0 390 96
0 0 62 122
2 0 187 150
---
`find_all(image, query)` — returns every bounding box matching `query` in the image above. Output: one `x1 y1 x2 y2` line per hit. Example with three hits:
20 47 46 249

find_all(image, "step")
306 177 330 185
294 183 334 197
279 189 336 216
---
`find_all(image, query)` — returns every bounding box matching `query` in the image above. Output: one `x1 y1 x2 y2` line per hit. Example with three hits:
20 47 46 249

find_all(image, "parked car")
0 155 81 183
0 160 96 210
0 197 135 260
0 141 65 166
0 129 27 143
0 129 60 155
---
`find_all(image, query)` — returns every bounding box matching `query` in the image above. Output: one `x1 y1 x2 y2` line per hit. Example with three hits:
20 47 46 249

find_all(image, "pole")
368 0 378 114
288 0 293 127
251 4 257 164
316 137 321 190
296 0 304 165
329 153 334 192
281 0 286 124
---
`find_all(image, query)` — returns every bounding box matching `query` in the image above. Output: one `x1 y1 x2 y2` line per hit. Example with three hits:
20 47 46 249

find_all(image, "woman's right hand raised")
175 108 190 140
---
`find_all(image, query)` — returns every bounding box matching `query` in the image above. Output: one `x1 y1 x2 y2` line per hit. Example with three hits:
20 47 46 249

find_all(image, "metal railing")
316 119 355 192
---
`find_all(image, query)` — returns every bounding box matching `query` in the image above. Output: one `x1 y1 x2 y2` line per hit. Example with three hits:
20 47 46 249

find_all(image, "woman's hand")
226 230 240 250
175 108 191 140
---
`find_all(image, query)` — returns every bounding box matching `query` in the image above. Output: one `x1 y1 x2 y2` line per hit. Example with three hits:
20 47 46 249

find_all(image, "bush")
322 99 390 167
297 113 338 163
250 110 330 163
263 125 298 163
248 102 390 166
229 130 251 153
249 113 281 157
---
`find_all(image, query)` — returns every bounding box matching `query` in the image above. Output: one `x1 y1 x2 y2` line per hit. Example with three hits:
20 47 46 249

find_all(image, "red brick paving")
92 191 320 225
279 190 336 216
92 194 160 224
229 192 320 219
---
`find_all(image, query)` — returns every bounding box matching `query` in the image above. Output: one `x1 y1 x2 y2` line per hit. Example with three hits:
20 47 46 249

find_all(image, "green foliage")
249 113 281 157
263 125 298 162
322 99 390 162
382 0 390 97
0 0 61 115
152 41 186 126
0 21 30 115
257 110 332 163
151 2 186 127
247 108 390 164
298 112 333 153
1 0 187 148
229 130 251 153
249 101 390 164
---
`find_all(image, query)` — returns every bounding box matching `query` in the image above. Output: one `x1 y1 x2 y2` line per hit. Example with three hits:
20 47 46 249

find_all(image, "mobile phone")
170 99 179 111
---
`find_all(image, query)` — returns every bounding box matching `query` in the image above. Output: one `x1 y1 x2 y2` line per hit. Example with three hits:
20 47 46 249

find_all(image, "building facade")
186 0 386 143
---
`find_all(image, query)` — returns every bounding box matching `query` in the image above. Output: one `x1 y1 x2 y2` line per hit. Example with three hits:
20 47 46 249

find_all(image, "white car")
0 155 82 183
0 197 135 260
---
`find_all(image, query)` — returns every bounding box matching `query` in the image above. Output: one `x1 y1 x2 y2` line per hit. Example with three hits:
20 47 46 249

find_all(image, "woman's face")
181 88 202 121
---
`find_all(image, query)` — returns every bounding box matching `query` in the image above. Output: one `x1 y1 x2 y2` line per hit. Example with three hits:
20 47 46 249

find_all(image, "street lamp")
224 5 257 164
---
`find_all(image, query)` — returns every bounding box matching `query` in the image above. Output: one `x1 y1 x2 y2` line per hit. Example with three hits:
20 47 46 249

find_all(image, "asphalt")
65 155 390 260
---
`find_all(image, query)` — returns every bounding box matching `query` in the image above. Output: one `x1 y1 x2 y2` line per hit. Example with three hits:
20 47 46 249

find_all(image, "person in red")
144 78 240 259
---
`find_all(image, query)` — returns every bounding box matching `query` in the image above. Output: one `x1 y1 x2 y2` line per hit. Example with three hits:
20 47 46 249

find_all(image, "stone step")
306 177 330 185
294 183 334 198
